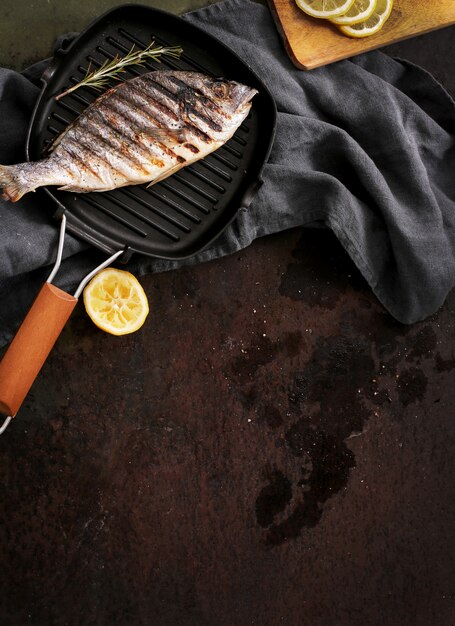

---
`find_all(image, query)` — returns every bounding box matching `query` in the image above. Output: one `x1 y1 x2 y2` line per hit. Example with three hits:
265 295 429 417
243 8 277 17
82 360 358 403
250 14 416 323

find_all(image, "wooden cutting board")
267 0 455 70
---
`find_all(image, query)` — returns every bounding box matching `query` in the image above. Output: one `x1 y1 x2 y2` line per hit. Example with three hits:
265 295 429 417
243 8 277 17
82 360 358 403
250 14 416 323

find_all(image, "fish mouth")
230 82 259 111
243 86 259 106
242 85 259 101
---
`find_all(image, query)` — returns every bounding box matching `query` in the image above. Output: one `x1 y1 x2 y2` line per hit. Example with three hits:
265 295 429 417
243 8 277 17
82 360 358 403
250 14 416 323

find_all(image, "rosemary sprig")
55 42 183 101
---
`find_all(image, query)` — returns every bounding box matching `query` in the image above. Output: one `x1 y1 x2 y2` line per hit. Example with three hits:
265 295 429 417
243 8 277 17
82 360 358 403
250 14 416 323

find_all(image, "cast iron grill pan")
0 4 276 428
27 3 276 261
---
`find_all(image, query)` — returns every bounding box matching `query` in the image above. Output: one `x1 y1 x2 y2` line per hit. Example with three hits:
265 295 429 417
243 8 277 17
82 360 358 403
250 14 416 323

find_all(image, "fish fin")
0 164 35 202
58 185 92 193
146 163 184 188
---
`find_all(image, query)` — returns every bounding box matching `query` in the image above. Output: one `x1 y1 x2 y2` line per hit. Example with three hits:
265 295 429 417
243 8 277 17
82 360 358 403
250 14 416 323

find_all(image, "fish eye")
213 82 229 98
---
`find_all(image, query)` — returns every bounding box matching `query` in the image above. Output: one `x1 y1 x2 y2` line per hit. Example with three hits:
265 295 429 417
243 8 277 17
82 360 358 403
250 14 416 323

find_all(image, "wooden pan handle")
0 283 77 417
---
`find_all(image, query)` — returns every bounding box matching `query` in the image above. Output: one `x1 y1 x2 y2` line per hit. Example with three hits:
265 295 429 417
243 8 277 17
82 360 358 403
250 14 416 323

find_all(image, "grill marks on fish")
183 143 200 154
63 122 123 173
58 142 105 182
95 100 164 154
73 115 145 173
152 74 227 122
58 73 219 188
83 116 149 170
104 83 209 164
126 80 180 123
133 80 214 143
164 77 226 132
72 99 177 183
63 133 133 183
0 70 257 201
168 76 229 118
100 92 184 161
138 76 218 142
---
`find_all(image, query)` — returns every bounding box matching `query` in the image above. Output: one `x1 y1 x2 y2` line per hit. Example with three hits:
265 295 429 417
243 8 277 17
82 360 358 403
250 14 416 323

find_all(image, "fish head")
207 77 258 116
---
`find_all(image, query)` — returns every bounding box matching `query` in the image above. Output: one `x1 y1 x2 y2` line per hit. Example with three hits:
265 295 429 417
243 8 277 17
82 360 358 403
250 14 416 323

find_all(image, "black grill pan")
0 3 275 431
27 3 276 261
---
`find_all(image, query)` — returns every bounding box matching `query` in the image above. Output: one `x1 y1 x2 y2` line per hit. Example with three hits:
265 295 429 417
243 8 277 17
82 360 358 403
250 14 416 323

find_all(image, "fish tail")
0 163 41 202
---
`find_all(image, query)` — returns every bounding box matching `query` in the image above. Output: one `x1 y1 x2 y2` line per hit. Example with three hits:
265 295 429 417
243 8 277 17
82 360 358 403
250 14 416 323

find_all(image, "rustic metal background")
1 2 455 624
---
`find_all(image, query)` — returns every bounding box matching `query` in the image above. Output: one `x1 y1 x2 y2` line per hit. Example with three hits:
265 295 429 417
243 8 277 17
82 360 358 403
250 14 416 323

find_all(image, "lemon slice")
83 268 149 336
338 0 393 37
330 0 378 25
296 0 356 19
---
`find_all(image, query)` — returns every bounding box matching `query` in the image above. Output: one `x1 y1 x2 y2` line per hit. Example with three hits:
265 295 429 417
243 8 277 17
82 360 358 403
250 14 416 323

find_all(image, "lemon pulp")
83 268 149 336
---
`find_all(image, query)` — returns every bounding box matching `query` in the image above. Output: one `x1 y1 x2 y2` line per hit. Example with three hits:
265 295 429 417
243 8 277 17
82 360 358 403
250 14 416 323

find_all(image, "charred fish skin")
0 71 257 202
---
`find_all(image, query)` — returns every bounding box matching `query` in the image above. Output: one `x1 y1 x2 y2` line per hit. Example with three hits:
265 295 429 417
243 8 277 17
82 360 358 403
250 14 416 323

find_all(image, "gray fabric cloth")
1 0 455 347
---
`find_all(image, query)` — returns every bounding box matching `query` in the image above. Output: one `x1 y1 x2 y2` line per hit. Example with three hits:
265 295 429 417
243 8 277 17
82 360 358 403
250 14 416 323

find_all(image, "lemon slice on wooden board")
83 268 149 336
330 0 378 25
295 0 356 19
338 0 393 37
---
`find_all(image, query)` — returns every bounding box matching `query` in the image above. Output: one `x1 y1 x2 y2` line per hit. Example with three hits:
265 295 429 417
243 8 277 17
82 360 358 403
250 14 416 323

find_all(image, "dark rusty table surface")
1 2 455 625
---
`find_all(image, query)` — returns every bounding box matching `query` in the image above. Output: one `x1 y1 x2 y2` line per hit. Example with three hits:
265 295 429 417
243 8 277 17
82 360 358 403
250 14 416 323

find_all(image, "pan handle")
0 214 124 432
0 283 77 417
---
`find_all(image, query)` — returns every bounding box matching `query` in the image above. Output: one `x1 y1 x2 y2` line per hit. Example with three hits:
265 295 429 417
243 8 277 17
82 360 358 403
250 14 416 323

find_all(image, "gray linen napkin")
1 0 455 348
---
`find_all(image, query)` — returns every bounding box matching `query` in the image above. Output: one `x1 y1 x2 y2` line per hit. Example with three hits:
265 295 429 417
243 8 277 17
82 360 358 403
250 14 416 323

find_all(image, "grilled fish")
0 71 257 202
